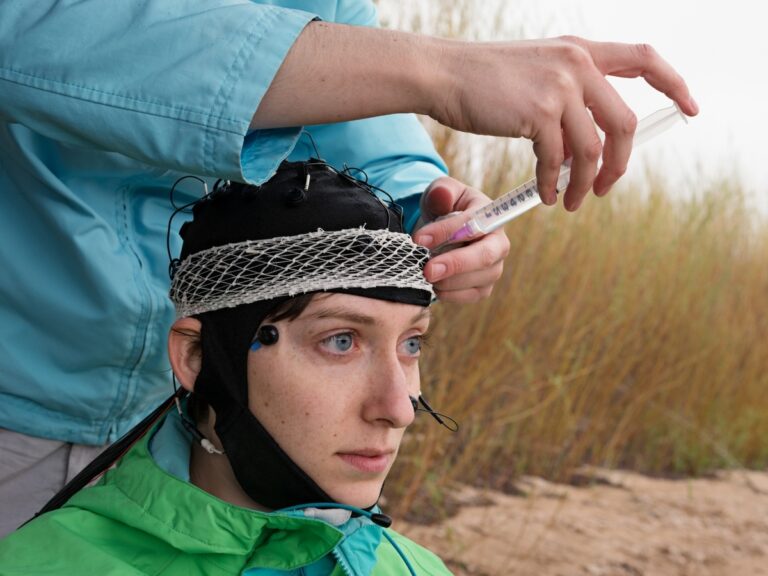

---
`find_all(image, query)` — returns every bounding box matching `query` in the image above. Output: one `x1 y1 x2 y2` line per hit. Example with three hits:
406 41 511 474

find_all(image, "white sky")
520 0 766 209
379 0 767 210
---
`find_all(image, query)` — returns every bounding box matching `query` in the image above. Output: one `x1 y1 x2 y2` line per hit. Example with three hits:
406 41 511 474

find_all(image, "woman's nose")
361 351 417 429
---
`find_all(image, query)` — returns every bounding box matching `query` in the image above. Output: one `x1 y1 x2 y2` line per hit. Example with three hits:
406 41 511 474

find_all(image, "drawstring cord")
277 502 417 576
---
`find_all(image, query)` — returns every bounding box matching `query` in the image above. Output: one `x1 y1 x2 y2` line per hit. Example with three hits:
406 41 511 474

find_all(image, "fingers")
537 92 625 211
415 211 509 304
581 38 699 116
531 59 630 208
583 74 636 198
423 176 486 214
531 37 697 208
413 180 489 247
561 101 602 211
432 262 503 294
532 124 564 206
434 284 495 304
413 179 510 303
428 233 508 304
413 210 470 248
419 177 465 222
423 229 509 286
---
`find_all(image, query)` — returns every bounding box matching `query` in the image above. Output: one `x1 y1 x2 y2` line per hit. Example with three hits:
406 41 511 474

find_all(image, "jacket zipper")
331 547 354 576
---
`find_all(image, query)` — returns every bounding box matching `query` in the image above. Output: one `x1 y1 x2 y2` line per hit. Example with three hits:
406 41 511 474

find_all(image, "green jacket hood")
0 415 452 575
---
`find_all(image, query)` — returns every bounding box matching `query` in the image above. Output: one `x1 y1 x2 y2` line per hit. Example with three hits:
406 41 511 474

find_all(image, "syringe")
447 103 688 243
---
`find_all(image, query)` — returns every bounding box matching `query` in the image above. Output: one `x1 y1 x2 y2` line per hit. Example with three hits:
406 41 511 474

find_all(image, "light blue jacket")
0 0 447 444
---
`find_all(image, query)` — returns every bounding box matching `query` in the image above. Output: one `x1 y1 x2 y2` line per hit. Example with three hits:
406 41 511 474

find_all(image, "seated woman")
0 160 452 575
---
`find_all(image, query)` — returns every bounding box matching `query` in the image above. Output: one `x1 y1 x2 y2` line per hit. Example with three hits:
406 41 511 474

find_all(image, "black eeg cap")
182 160 399 256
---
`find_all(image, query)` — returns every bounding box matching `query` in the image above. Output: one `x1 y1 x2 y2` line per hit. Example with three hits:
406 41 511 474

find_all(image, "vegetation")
389 152 768 518
377 0 768 521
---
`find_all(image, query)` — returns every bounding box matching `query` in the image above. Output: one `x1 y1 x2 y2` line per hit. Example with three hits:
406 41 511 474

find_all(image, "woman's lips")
337 451 393 474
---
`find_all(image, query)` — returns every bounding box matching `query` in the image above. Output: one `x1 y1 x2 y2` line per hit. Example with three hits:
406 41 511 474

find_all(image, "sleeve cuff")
208 6 318 184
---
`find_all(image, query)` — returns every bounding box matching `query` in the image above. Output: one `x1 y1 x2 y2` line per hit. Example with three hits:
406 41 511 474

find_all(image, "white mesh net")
170 227 434 317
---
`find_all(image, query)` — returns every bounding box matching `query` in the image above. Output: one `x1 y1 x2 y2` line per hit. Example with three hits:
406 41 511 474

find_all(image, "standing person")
0 0 697 535
1 161 453 574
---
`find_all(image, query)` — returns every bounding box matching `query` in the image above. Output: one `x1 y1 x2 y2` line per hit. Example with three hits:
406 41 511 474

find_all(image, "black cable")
415 395 459 432
166 175 212 279
25 390 181 524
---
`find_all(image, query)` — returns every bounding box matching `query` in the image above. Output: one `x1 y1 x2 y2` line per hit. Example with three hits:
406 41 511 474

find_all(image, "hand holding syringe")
444 104 688 245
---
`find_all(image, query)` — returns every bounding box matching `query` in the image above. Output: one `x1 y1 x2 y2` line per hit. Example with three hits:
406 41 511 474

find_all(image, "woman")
0 160 452 575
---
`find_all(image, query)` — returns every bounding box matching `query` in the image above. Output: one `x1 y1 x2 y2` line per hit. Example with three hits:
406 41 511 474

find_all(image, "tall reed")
389 169 768 519
376 0 768 520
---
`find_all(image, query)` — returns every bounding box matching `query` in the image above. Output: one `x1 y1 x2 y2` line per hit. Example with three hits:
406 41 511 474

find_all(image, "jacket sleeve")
285 0 449 232
0 0 316 183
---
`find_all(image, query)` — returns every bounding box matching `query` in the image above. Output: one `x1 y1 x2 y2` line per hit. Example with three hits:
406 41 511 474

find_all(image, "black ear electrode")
250 325 279 351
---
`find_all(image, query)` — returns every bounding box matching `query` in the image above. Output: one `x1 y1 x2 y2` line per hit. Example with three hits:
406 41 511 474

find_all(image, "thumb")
420 177 465 221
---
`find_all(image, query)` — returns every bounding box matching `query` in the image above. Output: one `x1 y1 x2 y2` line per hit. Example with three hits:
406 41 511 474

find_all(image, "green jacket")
0 416 451 575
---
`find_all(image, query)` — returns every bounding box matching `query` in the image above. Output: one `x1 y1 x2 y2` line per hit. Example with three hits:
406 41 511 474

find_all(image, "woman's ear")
168 317 202 393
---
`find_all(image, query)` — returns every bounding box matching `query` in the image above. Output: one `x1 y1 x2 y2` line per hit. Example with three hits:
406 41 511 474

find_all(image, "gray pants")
0 428 107 538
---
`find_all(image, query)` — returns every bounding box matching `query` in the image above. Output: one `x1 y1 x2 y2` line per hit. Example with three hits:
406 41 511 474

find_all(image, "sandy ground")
397 469 768 576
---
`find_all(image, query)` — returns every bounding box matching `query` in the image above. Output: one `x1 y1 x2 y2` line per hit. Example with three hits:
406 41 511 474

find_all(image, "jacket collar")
67 413 345 572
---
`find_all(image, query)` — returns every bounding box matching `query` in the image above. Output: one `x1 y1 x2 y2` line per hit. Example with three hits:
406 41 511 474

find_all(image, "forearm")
251 21 443 129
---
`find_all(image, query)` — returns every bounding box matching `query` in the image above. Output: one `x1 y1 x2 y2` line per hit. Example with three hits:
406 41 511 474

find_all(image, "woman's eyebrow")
304 306 431 326
412 307 431 323
305 307 377 325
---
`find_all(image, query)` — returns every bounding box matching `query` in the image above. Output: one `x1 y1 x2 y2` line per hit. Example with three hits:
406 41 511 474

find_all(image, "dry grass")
388 163 768 519
388 119 768 520
377 0 768 521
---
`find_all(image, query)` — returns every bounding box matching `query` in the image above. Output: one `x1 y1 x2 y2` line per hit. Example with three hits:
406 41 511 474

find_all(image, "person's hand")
257 27 696 210
412 177 510 303
428 36 699 210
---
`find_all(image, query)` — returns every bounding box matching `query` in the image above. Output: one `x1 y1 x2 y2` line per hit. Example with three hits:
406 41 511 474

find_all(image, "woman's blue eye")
326 333 354 352
403 336 422 355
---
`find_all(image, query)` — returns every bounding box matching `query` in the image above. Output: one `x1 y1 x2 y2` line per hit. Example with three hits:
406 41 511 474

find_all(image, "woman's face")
246 293 430 508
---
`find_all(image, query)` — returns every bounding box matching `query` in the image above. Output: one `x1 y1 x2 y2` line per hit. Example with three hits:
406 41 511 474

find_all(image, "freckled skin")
246 293 429 508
